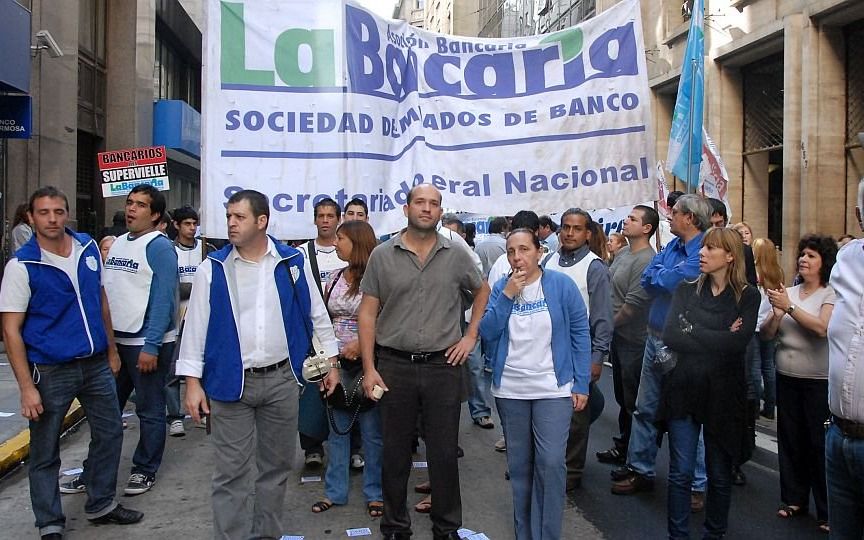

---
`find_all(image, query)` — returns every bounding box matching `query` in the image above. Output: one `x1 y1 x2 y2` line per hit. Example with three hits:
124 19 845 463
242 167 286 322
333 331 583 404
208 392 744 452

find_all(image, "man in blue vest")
0 186 143 540
178 189 339 540
102 183 178 496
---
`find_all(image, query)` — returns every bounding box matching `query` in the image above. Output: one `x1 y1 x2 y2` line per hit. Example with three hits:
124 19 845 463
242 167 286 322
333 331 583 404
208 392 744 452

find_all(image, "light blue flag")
666 0 704 188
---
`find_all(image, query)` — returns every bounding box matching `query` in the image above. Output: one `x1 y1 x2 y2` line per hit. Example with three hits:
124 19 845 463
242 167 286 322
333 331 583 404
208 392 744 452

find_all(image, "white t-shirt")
300 241 347 290
492 279 572 399
0 240 86 312
487 253 511 289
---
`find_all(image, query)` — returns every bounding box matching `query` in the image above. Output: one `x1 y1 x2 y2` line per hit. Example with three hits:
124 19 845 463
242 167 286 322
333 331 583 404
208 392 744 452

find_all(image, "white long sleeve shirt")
176 238 338 378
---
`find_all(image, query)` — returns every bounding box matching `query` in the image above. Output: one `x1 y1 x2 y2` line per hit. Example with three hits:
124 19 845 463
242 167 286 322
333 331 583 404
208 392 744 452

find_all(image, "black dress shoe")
732 466 747 486
382 534 411 540
610 465 633 481
41 534 62 540
432 533 461 540
88 504 144 525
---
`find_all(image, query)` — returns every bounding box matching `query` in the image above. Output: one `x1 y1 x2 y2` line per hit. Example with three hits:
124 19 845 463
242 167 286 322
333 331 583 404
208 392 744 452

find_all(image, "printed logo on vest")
179 264 198 276
85 255 98 271
291 266 300 282
105 256 140 273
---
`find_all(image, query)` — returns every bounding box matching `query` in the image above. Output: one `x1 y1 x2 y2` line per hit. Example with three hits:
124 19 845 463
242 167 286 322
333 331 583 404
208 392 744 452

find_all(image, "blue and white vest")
201 238 314 402
16 230 108 364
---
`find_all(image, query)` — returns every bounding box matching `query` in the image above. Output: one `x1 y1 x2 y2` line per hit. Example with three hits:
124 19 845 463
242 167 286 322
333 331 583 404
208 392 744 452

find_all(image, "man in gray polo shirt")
359 184 489 540
596 205 658 466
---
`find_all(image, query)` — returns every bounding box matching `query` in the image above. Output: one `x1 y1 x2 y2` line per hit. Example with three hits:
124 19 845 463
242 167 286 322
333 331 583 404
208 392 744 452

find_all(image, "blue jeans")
29 355 123 536
115 342 174 476
627 334 707 490
165 375 183 422
497 397 572 540
826 422 864 537
758 338 777 410
467 342 492 419
325 407 383 505
667 417 734 540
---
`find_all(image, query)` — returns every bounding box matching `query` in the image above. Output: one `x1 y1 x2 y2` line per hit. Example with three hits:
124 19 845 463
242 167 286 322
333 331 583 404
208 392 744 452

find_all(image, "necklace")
517 277 543 304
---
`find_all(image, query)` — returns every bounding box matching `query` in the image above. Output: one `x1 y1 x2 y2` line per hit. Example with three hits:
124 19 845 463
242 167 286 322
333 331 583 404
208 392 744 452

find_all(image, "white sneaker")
169 419 185 437
195 416 208 429
350 453 365 469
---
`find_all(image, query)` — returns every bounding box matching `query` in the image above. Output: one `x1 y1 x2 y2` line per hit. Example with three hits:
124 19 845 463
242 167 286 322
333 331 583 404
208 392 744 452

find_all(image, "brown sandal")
311 500 333 513
367 501 384 518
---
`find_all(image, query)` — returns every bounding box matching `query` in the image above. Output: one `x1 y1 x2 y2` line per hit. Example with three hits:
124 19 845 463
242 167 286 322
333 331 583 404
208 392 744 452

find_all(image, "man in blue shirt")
1 187 143 539
103 184 178 496
611 195 711 498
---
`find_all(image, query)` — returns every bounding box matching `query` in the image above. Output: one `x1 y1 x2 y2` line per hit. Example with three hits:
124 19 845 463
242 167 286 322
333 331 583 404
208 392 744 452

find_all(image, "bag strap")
307 239 323 297
323 267 347 313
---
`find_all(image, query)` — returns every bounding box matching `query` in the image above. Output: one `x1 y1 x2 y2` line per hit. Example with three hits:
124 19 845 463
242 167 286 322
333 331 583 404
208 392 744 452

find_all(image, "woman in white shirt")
761 234 837 533
480 229 591 540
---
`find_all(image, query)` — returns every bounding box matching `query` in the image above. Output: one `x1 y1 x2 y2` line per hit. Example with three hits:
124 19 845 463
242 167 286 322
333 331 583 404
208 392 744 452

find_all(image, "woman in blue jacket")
480 228 592 540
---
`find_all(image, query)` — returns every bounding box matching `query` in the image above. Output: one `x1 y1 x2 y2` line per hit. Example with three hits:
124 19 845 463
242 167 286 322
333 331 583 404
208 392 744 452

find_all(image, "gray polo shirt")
361 232 483 352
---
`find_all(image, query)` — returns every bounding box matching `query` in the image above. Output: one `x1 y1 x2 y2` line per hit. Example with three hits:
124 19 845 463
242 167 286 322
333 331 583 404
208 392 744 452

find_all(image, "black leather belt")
832 415 864 439
377 346 447 364
245 359 288 374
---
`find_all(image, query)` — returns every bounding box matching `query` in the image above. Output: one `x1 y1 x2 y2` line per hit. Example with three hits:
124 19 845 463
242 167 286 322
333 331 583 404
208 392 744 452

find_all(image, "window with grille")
76 131 101 238
743 54 784 153
846 21 864 145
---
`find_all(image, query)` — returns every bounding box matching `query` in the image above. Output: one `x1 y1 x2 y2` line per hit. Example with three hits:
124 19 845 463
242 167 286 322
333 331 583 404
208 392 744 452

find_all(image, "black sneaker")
596 446 626 465
88 504 144 525
124 473 155 496
59 474 86 494
41 534 63 540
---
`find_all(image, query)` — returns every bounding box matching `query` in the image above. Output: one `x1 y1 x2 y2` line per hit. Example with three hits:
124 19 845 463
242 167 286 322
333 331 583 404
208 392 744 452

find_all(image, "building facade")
636 0 864 271
0 0 202 258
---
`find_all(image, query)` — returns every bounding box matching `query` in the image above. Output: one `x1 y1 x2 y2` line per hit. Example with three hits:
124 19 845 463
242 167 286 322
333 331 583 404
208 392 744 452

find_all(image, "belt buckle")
410 352 429 363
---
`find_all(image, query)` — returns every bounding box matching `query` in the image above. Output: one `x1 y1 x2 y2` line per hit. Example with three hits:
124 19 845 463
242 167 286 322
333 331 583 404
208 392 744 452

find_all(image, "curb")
0 399 84 477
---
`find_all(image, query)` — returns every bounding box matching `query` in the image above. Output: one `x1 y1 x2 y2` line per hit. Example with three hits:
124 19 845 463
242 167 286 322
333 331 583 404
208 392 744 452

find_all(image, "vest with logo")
16 230 108 364
103 230 163 333
201 238 314 401
544 250 599 315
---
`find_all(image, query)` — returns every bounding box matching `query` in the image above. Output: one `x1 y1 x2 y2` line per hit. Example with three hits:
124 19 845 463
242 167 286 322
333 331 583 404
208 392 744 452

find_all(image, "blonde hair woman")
658 228 760 539
731 222 753 246
750 238 784 418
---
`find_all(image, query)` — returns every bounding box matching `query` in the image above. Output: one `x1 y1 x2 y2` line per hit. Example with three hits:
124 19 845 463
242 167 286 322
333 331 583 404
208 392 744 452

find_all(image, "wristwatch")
785 304 796 315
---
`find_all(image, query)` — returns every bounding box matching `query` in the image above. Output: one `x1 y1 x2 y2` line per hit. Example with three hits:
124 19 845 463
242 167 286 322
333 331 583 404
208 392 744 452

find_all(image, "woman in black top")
659 227 760 540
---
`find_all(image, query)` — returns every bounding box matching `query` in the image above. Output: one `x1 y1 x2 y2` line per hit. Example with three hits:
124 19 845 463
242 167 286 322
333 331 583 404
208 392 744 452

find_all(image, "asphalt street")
0 369 828 539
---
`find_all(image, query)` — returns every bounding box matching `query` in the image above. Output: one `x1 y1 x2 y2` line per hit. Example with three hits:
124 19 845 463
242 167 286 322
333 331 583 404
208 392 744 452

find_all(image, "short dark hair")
345 197 368 215
633 204 659 237
538 215 558 232
227 189 270 221
172 205 199 223
28 186 69 213
441 214 464 234
129 184 166 225
707 198 728 224
489 216 509 234
667 190 684 209
511 210 540 232
314 198 341 220
797 234 838 286
560 208 593 227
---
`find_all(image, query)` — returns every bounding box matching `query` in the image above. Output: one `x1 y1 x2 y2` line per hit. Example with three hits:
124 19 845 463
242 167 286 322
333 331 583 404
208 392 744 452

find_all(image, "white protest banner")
697 128 731 218
202 0 656 238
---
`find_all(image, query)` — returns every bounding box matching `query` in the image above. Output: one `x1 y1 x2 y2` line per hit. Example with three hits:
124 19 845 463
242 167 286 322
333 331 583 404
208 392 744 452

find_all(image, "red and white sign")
98 145 170 197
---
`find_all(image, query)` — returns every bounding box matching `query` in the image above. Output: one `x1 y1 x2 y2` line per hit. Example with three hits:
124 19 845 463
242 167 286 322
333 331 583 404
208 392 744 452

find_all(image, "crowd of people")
2 180 863 540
